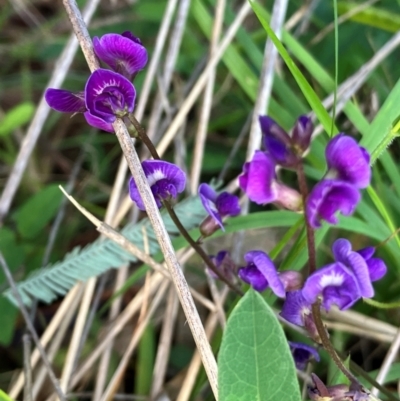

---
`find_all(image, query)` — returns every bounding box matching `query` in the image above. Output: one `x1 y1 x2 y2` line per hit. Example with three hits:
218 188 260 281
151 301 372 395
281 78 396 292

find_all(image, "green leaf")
219 290 301 401
0 297 18 345
360 77 400 162
0 390 16 401
135 324 155 395
0 103 35 137
249 1 337 136
13 184 63 239
338 2 400 33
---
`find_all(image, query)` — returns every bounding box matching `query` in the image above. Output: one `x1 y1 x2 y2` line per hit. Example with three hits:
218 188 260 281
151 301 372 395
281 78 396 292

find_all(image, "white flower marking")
320 271 344 287
147 169 166 186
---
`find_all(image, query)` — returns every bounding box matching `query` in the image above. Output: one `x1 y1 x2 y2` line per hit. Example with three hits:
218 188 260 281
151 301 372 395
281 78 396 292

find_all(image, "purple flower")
302 239 386 311
259 116 297 167
129 160 186 210
207 250 236 281
239 151 302 210
44 89 86 113
326 134 371 189
198 183 240 231
238 251 285 296
45 69 136 132
357 246 387 281
306 179 360 228
93 31 148 80
288 341 320 370
85 69 136 123
292 115 313 153
280 290 312 327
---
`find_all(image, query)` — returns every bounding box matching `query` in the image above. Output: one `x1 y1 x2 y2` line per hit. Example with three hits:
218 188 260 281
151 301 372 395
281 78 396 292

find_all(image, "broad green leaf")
0 103 35 137
219 290 301 401
13 184 63 239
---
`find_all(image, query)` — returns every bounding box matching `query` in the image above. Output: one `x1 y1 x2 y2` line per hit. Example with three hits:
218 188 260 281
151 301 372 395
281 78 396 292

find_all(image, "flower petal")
302 262 361 310
292 115 313 152
306 179 360 228
45 89 85 113
143 160 186 194
238 265 268 292
198 183 222 227
215 192 240 217
288 341 320 370
280 290 311 327
244 251 285 297
326 134 371 188
239 151 277 204
84 112 114 133
85 69 136 123
93 32 148 80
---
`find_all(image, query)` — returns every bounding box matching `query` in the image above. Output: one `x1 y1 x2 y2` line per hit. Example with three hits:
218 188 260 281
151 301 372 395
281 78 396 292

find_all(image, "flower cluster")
45 31 148 132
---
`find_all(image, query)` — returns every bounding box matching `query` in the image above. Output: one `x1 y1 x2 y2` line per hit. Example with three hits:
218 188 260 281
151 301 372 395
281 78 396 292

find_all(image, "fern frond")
4 196 206 306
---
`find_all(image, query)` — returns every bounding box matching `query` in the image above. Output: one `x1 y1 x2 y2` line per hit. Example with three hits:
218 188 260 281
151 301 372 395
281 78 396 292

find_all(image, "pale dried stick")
156 1 252 157
62 1 219 395
246 0 289 161
32 289 85 400
371 327 400 396
93 265 129 401
323 322 394 343
23 334 33 401
0 252 66 401
177 287 229 401
58 278 96 398
325 308 397 337
150 285 180 399
0 0 100 222
8 284 84 399
95 0 181 394
99 281 170 401
206 276 226 328
69 273 165 389
146 0 191 143
190 0 226 193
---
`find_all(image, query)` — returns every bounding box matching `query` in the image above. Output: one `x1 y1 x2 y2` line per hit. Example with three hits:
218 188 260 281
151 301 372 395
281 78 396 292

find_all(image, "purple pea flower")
259 115 313 167
302 239 387 311
45 69 136 132
206 250 237 282
198 183 240 232
93 31 148 80
238 251 285 296
239 151 302 210
288 341 320 370
326 134 371 189
306 179 361 228
259 116 298 167
129 160 186 210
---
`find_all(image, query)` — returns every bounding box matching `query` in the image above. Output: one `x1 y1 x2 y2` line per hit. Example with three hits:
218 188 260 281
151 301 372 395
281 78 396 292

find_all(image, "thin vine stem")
129 113 243 295
296 162 358 384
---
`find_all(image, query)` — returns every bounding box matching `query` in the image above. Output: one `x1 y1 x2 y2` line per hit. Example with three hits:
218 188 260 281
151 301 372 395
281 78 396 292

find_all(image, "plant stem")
297 162 357 384
129 113 243 295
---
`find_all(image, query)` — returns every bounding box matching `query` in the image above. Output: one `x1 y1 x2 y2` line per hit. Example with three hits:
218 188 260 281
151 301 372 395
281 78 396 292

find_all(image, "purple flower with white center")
239 151 302 210
302 239 386 311
93 31 148 80
288 341 320 370
326 134 371 189
85 69 136 123
129 160 186 210
306 179 361 228
259 116 298 167
198 183 240 231
238 251 285 296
